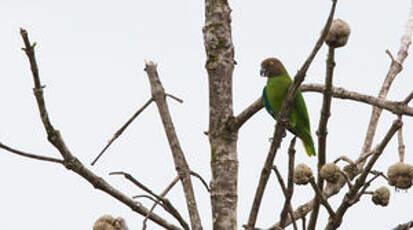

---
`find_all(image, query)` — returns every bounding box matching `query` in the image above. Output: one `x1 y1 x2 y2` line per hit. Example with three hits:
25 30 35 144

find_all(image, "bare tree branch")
279 5 413 227
397 116 406 162
232 97 262 130
270 120 401 229
325 120 402 229
144 61 202 230
394 220 413 230
338 170 353 190
233 83 413 131
272 166 298 230
110 171 162 199
246 0 338 227
358 0 413 168
309 178 336 218
91 97 154 166
402 91 413 104
302 214 307 230
0 142 64 164
190 171 211 193
333 156 355 165
110 171 190 230
302 84 413 116
166 93 184 103
308 45 337 230
111 168 208 228
247 6 413 224
134 195 163 204
143 176 180 230
20 28 181 230
354 172 382 202
278 138 297 229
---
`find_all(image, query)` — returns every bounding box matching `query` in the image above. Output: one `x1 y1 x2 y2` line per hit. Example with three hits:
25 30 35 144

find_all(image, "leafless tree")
2 0 413 230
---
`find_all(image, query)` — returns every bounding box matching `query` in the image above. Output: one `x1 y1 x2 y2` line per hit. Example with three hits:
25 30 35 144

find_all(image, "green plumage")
262 64 316 156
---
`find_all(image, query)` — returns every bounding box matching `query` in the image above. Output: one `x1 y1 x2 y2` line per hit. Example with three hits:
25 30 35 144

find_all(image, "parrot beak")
260 68 266 77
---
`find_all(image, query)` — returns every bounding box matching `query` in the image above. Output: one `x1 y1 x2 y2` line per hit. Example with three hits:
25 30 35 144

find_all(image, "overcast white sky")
1 0 412 229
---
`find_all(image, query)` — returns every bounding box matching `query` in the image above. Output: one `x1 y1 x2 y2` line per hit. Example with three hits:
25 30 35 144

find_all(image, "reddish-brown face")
260 58 282 78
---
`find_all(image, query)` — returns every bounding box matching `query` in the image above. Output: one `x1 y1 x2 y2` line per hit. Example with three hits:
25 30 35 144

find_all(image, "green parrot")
260 57 316 156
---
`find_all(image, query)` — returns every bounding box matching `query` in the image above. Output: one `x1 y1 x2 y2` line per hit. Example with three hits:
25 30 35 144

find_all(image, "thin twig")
393 220 413 230
111 172 189 230
402 91 413 104
0 142 64 164
20 28 181 230
166 93 184 103
143 176 180 230
246 1 338 227
134 194 189 230
325 120 402 229
370 170 388 181
190 171 210 192
272 167 298 230
355 150 376 165
91 98 154 166
354 173 382 203
309 178 336 218
363 191 374 195
386 49 396 62
270 120 402 229
333 156 355 165
397 115 406 162
339 171 353 190
134 195 161 203
302 214 307 230
358 0 413 168
110 171 160 198
272 166 288 198
279 138 298 230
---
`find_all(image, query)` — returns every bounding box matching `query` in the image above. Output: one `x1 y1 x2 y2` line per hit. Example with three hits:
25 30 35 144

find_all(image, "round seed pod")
113 217 128 230
343 164 359 179
93 215 128 230
93 215 116 230
372 186 390 207
320 163 342 183
387 162 413 189
294 163 313 185
325 18 351 48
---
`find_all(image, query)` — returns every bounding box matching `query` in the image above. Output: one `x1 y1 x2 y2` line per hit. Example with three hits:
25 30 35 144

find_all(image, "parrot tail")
301 132 316 157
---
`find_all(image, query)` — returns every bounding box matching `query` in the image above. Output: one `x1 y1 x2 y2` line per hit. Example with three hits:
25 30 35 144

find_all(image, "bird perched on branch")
260 57 316 156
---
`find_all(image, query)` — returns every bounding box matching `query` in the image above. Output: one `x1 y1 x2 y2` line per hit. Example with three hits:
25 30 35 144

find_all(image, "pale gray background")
1 0 412 229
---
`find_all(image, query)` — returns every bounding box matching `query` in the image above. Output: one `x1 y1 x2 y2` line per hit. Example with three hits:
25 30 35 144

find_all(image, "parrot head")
260 57 283 78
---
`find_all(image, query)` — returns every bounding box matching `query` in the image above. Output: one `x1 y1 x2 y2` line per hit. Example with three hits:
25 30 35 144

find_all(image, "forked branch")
19 28 182 230
246 0 338 227
144 61 202 230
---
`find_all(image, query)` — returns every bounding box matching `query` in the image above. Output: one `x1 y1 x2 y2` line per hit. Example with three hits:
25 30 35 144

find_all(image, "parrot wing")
292 90 316 156
292 89 311 130
262 87 276 119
